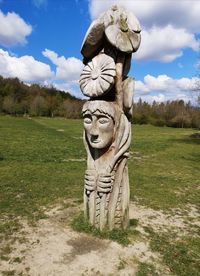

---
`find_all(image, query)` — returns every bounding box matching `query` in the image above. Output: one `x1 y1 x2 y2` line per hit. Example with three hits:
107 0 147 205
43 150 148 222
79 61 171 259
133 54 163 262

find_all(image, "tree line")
0 76 83 118
132 99 200 128
0 76 199 128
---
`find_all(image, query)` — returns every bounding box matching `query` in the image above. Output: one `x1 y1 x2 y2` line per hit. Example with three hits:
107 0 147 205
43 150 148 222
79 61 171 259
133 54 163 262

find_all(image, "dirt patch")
130 202 185 233
130 202 200 236
0 214 137 275
2 201 197 275
67 235 108 257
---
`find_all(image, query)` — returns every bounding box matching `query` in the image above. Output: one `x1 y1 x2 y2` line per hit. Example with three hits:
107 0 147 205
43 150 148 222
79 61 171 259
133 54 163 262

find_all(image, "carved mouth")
91 139 101 144
91 135 100 144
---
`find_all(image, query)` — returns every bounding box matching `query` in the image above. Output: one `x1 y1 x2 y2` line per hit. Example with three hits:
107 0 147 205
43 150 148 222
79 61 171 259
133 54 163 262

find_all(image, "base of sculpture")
84 163 130 231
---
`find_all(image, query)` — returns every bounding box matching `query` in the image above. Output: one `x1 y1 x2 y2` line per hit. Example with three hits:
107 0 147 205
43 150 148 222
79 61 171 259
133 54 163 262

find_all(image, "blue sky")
0 0 199 103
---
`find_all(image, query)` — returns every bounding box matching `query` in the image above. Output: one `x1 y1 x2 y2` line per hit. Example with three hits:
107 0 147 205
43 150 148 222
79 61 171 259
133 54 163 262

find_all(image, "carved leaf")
122 77 134 110
81 17 105 59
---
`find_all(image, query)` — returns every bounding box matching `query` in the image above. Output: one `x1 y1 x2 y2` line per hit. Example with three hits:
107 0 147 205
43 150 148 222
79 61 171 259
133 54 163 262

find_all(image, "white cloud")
0 10 32 47
88 0 200 62
133 25 198 62
151 93 166 103
0 48 84 97
89 0 200 32
134 80 150 95
42 49 83 82
42 49 84 98
135 74 197 103
138 93 166 103
143 75 172 91
53 82 83 99
0 49 53 83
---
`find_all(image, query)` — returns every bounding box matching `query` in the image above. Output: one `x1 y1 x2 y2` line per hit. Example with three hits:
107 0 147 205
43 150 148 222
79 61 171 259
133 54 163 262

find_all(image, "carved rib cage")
79 53 116 97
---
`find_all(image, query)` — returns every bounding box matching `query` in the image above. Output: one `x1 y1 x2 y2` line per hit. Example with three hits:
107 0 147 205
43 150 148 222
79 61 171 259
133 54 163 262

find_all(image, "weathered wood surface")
80 53 116 97
80 5 141 230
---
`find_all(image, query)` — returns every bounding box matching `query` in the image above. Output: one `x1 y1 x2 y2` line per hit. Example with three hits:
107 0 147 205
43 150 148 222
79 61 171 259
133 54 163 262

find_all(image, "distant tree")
19 99 29 116
46 95 61 117
0 95 3 113
170 114 191 128
2 96 16 114
58 99 82 118
132 99 200 128
30 95 47 116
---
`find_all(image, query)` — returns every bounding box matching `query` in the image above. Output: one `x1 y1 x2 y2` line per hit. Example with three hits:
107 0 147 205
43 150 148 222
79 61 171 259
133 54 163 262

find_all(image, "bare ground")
1 201 199 276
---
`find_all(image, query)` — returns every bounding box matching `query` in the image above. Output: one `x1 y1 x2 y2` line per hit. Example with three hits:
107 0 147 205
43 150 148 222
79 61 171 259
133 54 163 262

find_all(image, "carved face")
83 111 115 149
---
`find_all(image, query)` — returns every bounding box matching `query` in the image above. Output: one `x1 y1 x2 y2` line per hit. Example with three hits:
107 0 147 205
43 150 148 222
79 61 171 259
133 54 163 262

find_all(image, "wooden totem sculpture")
79 5 141 230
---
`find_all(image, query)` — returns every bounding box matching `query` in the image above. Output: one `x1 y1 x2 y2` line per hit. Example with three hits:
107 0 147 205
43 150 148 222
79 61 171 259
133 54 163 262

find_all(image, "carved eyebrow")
83 113 92 118
96 114 110 119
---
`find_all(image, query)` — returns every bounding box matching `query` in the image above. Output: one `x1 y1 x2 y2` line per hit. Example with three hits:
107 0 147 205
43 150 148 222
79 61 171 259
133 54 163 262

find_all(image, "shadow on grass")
0 153 4 161
171 137 200 145
71 212 139 246
171 137 200 162
182 152 200 162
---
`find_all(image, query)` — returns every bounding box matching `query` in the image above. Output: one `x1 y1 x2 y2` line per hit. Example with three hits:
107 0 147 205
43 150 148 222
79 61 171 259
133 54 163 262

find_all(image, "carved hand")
97 172 114 194
84 169 97 195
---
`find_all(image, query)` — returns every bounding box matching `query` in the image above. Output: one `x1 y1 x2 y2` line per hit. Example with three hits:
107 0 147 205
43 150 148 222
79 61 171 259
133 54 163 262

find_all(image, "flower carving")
79 53 116 97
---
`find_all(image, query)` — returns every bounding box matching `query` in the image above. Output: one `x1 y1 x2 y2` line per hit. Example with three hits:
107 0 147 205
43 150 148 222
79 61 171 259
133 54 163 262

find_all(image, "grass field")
0 116 200 275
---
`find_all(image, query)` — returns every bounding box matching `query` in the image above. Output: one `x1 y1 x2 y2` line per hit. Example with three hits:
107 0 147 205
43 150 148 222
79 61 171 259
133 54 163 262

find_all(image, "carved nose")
90 126 98 136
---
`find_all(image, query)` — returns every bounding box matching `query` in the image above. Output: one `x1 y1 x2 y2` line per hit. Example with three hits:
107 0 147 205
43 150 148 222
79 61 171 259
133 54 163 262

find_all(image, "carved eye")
84 117 92 124
98 118 109 124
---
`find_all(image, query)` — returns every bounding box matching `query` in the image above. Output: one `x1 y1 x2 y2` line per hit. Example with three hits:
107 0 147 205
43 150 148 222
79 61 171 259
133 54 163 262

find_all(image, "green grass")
136 262 159 276
130 124 200 210
0 116 199 220
71 212 130 245
144 226 200 276
71 212 139 246
0 116 85 221
0 115 200 274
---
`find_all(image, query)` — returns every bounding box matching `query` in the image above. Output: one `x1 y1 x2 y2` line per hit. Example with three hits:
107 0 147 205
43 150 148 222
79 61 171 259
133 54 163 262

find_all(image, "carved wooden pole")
80 5 141 230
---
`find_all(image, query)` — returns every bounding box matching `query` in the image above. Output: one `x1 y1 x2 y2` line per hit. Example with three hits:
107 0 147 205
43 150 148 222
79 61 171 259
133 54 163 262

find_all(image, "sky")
0 0 200 103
